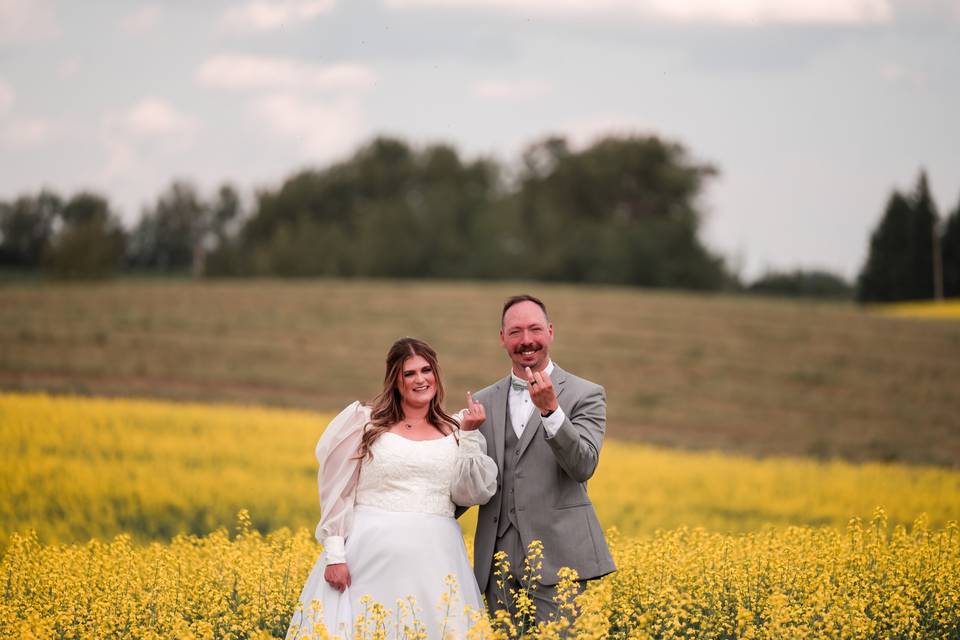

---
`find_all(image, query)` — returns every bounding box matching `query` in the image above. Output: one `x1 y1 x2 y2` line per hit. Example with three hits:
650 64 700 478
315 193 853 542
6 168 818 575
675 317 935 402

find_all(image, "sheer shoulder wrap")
314 401 369 564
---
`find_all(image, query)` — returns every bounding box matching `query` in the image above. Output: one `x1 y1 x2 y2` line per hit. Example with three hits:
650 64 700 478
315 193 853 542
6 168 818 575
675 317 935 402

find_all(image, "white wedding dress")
287 402 498 640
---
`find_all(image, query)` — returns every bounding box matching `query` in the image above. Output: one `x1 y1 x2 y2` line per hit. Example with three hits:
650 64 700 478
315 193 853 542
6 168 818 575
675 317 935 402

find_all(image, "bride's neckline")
382 431 454 443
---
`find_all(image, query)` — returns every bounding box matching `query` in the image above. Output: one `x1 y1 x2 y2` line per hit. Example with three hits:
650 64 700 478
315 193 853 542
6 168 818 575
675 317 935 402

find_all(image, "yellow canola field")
875 299 960 319
2 510 957 639
3 392 960 551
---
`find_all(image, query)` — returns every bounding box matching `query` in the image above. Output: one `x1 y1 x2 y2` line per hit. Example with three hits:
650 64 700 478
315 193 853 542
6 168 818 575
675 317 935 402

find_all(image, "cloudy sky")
1 0 958 279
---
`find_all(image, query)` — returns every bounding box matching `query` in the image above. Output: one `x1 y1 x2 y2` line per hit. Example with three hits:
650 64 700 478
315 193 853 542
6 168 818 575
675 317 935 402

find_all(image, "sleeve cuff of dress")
323 535 346 564
542 406 566 438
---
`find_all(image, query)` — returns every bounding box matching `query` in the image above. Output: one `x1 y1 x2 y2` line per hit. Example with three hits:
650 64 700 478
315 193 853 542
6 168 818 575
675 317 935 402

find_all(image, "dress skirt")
287 505 484 639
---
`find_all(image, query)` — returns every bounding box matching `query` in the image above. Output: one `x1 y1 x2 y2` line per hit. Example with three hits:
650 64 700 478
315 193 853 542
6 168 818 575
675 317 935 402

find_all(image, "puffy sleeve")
450 426 498 507
314 401 369 564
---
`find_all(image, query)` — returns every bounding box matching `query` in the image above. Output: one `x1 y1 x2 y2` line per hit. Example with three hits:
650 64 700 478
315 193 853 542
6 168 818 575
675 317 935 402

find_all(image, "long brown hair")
358 337 457 460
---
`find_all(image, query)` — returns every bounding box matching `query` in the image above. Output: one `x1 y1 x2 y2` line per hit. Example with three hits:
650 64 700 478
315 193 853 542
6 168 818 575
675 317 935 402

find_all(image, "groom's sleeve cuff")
323 535 346 564
541 406 566 437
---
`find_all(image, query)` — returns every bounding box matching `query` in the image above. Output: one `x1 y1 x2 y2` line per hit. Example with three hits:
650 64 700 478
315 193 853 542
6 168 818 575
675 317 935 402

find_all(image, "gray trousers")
484 524 584 627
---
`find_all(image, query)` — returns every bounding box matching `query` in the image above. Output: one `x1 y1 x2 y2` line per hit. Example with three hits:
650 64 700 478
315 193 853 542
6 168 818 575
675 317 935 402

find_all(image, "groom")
467 294 615 624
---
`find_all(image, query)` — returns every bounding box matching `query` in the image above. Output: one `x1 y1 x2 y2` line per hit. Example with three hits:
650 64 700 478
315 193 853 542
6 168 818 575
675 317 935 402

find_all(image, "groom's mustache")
515 344 541 353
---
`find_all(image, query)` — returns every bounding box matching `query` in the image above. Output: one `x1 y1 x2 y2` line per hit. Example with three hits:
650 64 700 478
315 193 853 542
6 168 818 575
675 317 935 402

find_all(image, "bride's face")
397 354 437 407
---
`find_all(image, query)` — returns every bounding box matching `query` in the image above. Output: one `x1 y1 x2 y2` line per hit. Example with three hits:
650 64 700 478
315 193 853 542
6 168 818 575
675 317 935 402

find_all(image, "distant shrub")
747 269 853 299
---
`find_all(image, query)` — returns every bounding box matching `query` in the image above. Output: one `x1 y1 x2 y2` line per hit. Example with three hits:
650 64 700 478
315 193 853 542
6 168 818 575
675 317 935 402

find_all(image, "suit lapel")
516 366 567 460
492 376 509 472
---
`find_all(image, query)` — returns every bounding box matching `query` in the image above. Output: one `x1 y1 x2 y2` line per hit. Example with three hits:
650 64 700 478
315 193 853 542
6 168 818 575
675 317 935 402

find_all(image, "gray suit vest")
497 411 520 537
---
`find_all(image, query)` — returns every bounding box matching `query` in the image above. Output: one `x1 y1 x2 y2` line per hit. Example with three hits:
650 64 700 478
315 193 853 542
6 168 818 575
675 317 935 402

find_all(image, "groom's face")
500 301 554 374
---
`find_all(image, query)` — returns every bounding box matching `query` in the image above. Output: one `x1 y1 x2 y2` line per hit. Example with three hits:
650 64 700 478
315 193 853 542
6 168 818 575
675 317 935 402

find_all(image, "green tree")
238 136 500 278
203 185 244 276
858 171 940 302
748 269 852 299
43 192 125 279
224 133 727 288
942 194 960 298
127 181 240 276
909 171 940 300
514 134 726 288
0 190 61 268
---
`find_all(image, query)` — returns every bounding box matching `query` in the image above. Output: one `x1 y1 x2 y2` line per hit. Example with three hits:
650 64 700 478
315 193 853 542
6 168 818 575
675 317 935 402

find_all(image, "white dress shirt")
508 359 566 439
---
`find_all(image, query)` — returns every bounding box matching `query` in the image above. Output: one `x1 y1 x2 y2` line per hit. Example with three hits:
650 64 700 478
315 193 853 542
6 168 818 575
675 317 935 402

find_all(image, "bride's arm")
315 401 367 565
451 429 498 506
450 397 498 506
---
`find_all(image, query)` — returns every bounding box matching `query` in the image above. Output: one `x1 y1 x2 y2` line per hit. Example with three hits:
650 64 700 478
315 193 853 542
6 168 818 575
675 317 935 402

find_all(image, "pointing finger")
466 390 473 406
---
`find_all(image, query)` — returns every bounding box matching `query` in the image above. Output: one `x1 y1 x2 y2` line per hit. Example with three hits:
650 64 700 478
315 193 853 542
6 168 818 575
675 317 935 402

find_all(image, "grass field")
2 280 959 466
4 392 959 551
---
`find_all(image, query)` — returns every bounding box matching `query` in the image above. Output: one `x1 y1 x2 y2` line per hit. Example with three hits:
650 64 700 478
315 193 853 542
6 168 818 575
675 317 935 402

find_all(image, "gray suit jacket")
465 365 616 589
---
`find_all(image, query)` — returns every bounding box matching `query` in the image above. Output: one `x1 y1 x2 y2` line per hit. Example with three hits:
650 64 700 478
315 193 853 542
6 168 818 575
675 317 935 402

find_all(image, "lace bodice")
356 432 459 516
313 402 498 564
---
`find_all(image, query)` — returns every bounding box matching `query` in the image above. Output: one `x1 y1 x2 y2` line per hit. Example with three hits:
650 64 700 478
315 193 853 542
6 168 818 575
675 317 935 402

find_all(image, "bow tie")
510 378 528 391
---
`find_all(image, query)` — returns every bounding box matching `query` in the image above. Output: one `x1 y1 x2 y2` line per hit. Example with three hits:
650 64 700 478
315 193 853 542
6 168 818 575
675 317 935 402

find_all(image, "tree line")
0 135 731 289
1 133 956 301
857 170 960 302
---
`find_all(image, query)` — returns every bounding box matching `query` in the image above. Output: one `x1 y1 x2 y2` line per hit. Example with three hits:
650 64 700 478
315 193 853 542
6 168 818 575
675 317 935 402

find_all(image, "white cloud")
0 76 57 150
119 4 163 35
879 62 926 85
386 0 893 24
252 93 365 158
98 99 199 179
472 80 551 101
880 63 905 81
58 58 81 79
557 112 656 150
0 77 14 116
123 98 198 137
0 117 54 148
219 0 335 33
196 54 376 93
0 0 59 44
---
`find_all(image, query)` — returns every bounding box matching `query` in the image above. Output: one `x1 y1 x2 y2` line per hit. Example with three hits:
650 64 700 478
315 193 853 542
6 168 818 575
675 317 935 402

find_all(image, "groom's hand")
525 366 559 416
324 563 351 592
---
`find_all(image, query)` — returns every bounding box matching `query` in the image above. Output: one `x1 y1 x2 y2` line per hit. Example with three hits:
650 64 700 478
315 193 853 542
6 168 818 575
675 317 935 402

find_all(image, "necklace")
403 417 427 430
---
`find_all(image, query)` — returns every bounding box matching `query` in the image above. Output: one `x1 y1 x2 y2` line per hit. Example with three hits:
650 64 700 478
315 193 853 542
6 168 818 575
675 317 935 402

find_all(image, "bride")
287 337 498 639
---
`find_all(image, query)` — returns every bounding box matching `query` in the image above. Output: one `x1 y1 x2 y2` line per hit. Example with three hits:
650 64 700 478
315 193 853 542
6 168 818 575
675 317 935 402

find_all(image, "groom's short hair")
501 294 549 326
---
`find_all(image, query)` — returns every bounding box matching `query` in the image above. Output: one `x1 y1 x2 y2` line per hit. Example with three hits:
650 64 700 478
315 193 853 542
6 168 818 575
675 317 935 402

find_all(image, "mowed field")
2 279 959 465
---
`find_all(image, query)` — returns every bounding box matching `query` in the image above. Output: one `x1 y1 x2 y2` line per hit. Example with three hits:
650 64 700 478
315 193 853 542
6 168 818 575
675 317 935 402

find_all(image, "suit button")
510 507 515 513
515 449 520 455
493 516 499 523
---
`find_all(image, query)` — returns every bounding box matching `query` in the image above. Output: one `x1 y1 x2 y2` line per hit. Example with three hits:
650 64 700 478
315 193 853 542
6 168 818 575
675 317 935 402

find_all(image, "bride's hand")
324 563 351 592
459 391 486 431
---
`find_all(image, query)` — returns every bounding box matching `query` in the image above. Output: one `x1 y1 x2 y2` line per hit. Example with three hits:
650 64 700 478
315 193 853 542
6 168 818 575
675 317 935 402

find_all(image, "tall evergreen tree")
858 191 915 302
908 171 939 300
858 171 940 302
942 194 960 298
